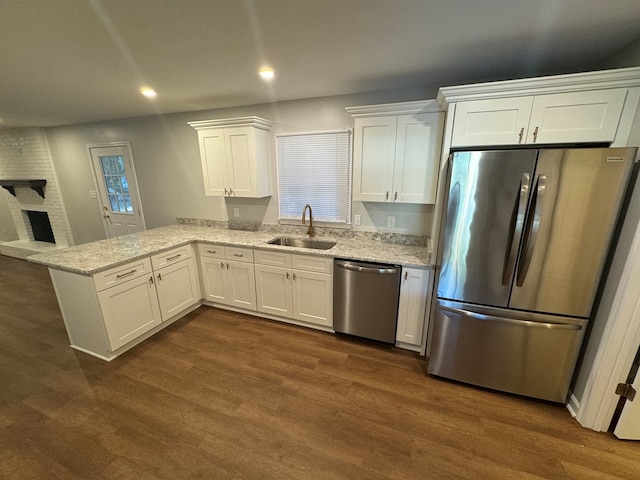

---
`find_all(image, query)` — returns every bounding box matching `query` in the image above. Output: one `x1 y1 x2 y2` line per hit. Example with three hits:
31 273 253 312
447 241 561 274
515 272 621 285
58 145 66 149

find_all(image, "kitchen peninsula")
29 222 433 361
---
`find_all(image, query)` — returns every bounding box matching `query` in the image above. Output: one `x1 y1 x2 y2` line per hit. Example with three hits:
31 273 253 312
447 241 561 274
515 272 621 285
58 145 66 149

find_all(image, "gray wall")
45 86 436 245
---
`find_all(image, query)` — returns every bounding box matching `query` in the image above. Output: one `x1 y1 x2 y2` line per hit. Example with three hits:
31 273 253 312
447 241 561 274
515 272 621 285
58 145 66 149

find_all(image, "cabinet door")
451 97 534 147
393 112 444 204
254 264 293 317
226 260 257 310
200 256 229 304
98 275 162 351
224 127 258 198
198 129 229 196
155 258 201 320
352 116 396 202
292 270 332 327
527 89 627 144
396 268 431 346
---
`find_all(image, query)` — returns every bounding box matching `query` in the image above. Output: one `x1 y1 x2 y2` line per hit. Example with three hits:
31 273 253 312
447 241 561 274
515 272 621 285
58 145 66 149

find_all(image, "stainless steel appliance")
333 259 401 343
428 147 637 402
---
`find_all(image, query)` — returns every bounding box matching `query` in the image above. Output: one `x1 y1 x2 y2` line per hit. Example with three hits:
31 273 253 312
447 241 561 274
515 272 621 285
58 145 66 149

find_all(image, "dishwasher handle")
335 260 400 274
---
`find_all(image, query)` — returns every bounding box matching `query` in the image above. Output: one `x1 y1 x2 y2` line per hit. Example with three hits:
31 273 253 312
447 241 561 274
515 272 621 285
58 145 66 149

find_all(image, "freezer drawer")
427 300 586 402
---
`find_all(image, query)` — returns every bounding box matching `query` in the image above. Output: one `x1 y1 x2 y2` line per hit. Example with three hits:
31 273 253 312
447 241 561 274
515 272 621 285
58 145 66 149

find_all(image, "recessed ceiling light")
140 87 157 99
259 67 275 80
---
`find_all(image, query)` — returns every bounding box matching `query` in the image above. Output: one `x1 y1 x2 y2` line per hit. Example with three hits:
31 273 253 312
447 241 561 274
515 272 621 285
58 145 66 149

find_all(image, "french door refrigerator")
428 147 637 402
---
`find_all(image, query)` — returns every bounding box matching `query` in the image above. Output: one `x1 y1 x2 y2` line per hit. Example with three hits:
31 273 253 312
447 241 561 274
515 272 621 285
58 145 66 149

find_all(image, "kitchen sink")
267 237 336 250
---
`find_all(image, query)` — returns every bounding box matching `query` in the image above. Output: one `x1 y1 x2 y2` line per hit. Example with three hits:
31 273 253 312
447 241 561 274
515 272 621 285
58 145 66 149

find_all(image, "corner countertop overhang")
27 224 433 275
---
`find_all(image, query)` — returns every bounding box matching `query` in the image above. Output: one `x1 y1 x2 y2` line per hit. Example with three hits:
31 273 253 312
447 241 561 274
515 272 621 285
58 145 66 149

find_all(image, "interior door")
437 150 537 307
509 148 634 317
89 144 145 238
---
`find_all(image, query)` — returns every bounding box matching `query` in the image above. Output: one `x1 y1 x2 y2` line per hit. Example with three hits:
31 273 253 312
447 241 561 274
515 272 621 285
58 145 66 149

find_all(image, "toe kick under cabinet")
48 245 201 361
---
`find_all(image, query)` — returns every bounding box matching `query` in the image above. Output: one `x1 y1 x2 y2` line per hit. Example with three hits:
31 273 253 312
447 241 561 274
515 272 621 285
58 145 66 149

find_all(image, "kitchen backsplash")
176 217 429 247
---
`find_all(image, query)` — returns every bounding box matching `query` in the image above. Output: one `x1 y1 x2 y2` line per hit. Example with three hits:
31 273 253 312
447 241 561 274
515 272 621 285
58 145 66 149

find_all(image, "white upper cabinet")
440 68 640 149
348 101 444 205
188 117 273 198
451 89 627 147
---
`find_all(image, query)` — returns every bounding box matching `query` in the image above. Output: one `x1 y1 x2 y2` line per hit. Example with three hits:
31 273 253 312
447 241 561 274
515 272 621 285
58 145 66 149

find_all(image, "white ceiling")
2 0 640 128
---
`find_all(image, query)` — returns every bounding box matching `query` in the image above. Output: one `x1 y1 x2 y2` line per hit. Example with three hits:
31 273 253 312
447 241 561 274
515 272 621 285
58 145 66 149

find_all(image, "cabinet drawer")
197 243 225 259
151 244 194 270
225 246 254 263
292 254 333 274
93 257 153 292
254 249 292 267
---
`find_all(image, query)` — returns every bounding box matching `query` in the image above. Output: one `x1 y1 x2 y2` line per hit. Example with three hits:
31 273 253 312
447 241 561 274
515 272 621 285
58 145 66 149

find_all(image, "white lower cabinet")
396 267 432 349
50 245 201 360
198 243 257 311
254 250 333 329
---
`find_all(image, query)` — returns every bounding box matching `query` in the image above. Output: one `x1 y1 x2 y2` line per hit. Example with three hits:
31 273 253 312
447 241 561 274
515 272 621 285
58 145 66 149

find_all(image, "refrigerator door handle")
502 173 531 285
516 174 547 286
439 304 582 330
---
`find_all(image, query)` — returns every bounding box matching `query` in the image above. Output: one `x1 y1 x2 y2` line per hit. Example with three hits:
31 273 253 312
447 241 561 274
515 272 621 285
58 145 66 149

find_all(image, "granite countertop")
28 224 433 275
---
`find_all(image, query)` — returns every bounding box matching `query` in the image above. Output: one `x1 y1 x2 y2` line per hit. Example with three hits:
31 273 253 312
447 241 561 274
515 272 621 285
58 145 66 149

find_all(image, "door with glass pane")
89 144 145 237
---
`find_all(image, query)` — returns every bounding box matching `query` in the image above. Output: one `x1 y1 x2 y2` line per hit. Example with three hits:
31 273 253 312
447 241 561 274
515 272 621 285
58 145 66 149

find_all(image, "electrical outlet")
233 207 240 218
354 214 361 226
387 216 395 228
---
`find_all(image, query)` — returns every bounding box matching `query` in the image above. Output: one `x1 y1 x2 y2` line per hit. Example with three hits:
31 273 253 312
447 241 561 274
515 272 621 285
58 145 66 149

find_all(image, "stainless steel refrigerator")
428 147 637 402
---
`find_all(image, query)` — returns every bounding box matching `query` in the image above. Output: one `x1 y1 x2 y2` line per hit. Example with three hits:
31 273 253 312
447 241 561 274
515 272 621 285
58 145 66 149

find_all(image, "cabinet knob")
293 273 297 281
149 276 154 285
220 262 225 269
226 263 230 270
286 271 290 280
157 273 162 281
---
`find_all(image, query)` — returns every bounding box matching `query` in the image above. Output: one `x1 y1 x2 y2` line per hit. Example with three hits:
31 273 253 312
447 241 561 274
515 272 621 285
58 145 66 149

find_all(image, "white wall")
44 86 436 245
0 194 18 241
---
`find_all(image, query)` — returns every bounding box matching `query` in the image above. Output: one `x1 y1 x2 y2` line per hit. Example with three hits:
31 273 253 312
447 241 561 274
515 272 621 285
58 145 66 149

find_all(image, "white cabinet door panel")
352 116 396 201
225 127 256 197
226 260 257 310
255 264 293 317
396 268 431 346
528 89 627 144
201 257 228 304
292 270 333 327
98 275 162 351
155 258 200 320
394 113 444 204
200 131 228 196
451 97 534 147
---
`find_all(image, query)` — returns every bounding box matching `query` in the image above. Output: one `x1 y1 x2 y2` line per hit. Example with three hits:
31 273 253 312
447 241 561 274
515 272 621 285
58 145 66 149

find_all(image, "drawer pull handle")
226 263 230 270
157 273 162 281
116 269 137 279
220 262 225 269
206 250 217 254
518 127 524 143
532 126 539 143
149 276 154 285
293 273 297 280
404 271 408 280
233 253 244 257
167 254 182 261
286 272 290 280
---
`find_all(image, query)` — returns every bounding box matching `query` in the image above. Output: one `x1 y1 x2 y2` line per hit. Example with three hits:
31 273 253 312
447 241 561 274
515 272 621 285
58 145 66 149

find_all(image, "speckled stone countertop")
28 224 433 275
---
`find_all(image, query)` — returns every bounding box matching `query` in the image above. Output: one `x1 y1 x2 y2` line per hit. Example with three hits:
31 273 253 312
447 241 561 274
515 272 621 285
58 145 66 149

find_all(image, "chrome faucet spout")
301 204 315 237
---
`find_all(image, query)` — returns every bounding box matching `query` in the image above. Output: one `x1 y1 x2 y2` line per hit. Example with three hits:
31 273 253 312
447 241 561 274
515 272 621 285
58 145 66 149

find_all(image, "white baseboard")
566 392 580 418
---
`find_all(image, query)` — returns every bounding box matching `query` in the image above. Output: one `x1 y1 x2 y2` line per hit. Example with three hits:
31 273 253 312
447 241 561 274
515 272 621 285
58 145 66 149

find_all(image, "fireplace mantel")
0 179 47 198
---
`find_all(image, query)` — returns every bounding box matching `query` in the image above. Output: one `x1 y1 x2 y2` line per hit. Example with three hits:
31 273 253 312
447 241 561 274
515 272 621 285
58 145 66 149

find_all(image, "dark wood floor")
1 255 639 479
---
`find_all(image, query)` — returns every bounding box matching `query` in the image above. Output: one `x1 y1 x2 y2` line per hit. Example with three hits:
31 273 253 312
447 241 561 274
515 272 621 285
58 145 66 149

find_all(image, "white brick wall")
0 128 74 247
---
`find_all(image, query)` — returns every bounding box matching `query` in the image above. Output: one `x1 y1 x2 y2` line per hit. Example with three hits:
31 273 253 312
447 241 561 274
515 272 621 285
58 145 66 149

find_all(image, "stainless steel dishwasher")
333 259 401 343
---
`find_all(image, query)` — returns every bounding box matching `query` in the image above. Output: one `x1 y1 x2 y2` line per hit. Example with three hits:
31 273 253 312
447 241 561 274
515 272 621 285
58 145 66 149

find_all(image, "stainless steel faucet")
301 204 314 237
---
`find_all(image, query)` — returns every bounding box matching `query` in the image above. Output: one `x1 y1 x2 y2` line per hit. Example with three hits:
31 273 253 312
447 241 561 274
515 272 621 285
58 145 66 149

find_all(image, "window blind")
276 130 352 224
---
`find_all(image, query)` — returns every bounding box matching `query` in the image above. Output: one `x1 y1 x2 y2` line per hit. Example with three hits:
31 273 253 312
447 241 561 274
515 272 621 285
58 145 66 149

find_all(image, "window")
276 130 352 224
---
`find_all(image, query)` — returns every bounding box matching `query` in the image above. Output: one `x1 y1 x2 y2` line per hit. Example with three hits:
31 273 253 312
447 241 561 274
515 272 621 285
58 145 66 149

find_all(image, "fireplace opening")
24 210 55 244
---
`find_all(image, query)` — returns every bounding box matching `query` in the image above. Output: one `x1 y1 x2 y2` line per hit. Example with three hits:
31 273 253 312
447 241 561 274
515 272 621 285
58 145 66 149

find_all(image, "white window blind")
276 130 352 224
